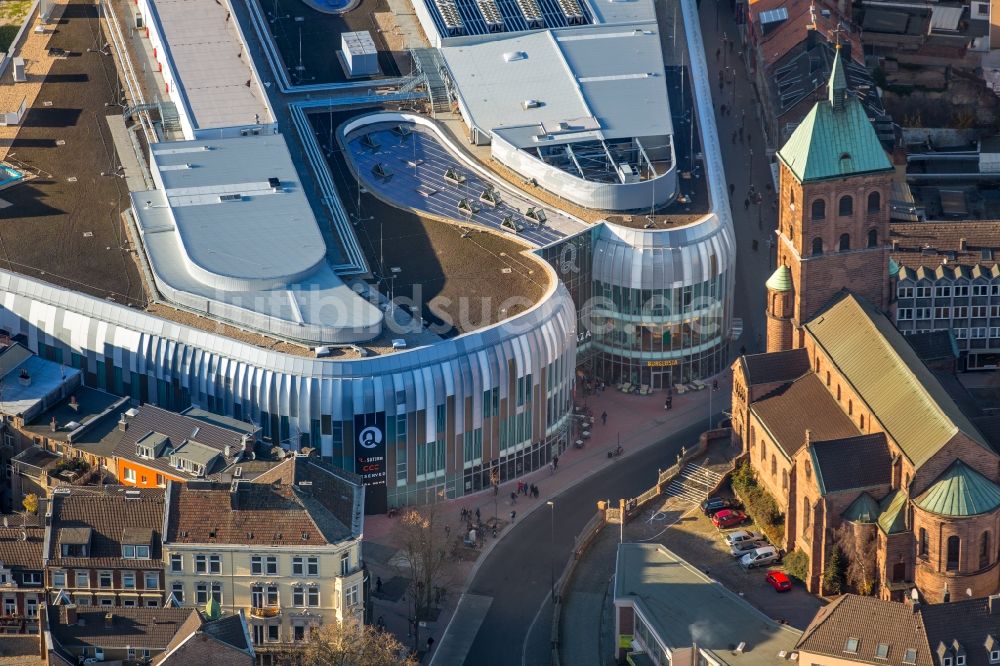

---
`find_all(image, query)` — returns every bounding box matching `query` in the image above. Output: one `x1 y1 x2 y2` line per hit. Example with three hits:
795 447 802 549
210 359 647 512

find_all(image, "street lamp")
547 501 555 602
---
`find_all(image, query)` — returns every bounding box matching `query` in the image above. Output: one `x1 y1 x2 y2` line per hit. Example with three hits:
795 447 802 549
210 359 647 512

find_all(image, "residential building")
43 487 165 609
162 455 364 651
613 543 802 665
796 593 1000 666
44 603 253 665
153 603 255 665
0 523 45 634
112 404 259 488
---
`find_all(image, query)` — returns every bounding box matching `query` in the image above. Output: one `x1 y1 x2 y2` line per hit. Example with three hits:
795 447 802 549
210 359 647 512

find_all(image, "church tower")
767 47 894 351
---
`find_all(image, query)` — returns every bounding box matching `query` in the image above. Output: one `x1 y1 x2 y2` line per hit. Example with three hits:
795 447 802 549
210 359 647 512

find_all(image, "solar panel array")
422 0 591 37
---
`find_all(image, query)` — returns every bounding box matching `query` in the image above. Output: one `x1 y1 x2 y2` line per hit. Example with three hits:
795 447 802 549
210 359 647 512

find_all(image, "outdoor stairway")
662 463 723 505
410 48 451 114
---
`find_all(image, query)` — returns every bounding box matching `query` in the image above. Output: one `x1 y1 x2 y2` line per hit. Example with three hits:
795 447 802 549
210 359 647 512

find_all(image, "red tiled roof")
46 487 164 569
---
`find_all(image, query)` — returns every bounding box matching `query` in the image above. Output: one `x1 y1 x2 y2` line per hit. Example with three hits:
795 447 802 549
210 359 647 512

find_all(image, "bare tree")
833 522 879 595
394 506 454 652
272 619 416 666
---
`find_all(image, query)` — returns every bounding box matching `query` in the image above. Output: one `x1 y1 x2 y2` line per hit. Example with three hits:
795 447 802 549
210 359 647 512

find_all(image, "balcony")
250 606 281 619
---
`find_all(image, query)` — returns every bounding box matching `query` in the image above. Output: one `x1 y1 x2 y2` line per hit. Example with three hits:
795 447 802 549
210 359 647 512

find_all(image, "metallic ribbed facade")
0 268 576 511
587 217 735 387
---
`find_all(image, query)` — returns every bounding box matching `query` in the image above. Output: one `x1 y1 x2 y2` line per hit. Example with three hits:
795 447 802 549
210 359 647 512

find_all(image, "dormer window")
875 644 889 659
845 638 860 654
58 528 92 558
121 528 153 559
990 649 1000 663
904 649 918 665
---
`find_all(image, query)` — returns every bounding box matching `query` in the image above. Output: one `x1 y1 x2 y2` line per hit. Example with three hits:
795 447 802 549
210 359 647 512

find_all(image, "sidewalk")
363 371 732 660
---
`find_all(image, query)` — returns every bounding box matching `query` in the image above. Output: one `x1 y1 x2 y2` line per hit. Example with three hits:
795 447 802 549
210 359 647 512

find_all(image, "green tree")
833 523 878 595
782 550 809 583
823 547 844 595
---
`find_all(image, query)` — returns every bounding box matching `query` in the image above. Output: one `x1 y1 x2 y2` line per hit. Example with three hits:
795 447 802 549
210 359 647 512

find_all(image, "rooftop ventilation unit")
267 177 280 188
219 193 242 203
514 0 543 27
504 51 527 62
477 0 503 31
522 99 541 109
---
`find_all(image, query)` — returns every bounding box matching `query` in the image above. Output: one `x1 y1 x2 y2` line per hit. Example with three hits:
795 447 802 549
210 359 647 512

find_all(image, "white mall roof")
133 135 382 344
149 0 272 130
441 23 672 149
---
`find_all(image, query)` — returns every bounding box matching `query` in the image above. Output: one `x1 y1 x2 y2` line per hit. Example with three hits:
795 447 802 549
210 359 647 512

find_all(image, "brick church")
731 49 1000 602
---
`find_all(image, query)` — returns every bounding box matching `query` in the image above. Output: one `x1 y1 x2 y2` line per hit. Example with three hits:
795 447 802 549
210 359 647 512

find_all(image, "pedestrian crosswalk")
663 463 724 505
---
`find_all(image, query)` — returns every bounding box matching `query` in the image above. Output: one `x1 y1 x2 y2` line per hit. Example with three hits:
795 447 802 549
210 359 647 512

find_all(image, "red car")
766 571 792 592
711 509 748 528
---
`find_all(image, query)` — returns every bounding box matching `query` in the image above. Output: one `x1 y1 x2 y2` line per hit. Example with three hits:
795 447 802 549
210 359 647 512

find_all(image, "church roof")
877 489 908 535
841 492 880 523
776 49 892 183
766 265 792 292
805 293 990 469
915 459 1000 517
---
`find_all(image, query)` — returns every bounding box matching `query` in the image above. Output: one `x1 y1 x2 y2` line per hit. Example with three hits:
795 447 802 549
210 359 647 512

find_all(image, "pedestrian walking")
510 510 516 523
720 103 727 116
728 183 735 197
377 615 385 631
493 525 498 538
510 491 517 505
744 198 750 211
731 130 737 144
475 507 481 521
715 47 720 60
739 127 744 141
601 411 608 425
553 455 559 469
427 636 435 653
375 576 383 594
445 525 451 538
666 396 673 410
549 461 555 474
747 131 752 145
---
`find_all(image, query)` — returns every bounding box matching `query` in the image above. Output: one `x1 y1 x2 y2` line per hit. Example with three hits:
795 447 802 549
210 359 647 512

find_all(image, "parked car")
701 497 735 516
740 546 781 569
724 530 765 546
766 571 792 592
712 509 748 529
730 539 766 558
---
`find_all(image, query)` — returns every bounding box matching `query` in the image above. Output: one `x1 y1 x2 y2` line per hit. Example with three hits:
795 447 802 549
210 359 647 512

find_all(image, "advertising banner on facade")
354 412 387 514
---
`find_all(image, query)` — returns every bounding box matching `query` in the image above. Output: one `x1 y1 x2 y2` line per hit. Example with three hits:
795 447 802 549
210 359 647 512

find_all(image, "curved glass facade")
585 219 734 388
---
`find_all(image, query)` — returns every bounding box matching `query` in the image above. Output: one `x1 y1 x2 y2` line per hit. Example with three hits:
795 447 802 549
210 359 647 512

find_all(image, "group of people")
512 480 540 500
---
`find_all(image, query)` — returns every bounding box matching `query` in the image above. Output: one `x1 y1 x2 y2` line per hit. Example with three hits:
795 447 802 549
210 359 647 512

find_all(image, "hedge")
730 461 785 544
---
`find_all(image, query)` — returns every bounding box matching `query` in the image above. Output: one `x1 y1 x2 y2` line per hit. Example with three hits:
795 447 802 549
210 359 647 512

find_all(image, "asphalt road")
462 414 723 666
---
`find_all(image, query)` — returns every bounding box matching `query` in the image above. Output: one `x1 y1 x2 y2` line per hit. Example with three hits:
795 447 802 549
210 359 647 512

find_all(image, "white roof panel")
441 23 672 147
150 0 271 130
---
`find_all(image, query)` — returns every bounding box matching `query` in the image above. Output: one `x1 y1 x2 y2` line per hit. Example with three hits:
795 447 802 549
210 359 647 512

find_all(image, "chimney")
103 612 113 629
989 594 1000 615
943 586 951 603
68 395 78 412
224 445 231 459
50 417 57 433
804 429 812 448
118 414 127 433
17 369 29 387
59 604 77 626
960 238 967 251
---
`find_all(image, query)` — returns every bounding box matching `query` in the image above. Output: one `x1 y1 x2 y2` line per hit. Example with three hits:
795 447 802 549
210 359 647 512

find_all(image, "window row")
169 553 333 577
808 192 880 220
897 306 1000 320
51 570 158 590
898 283 1000 299
810 229 879 255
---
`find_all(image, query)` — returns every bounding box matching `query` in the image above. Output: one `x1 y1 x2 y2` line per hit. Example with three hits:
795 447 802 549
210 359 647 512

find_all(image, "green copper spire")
828 46 847 112
765 265 792 292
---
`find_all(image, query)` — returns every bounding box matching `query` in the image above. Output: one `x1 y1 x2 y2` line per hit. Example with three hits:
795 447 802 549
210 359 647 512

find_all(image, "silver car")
740 545 781 569
730 539 767 558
